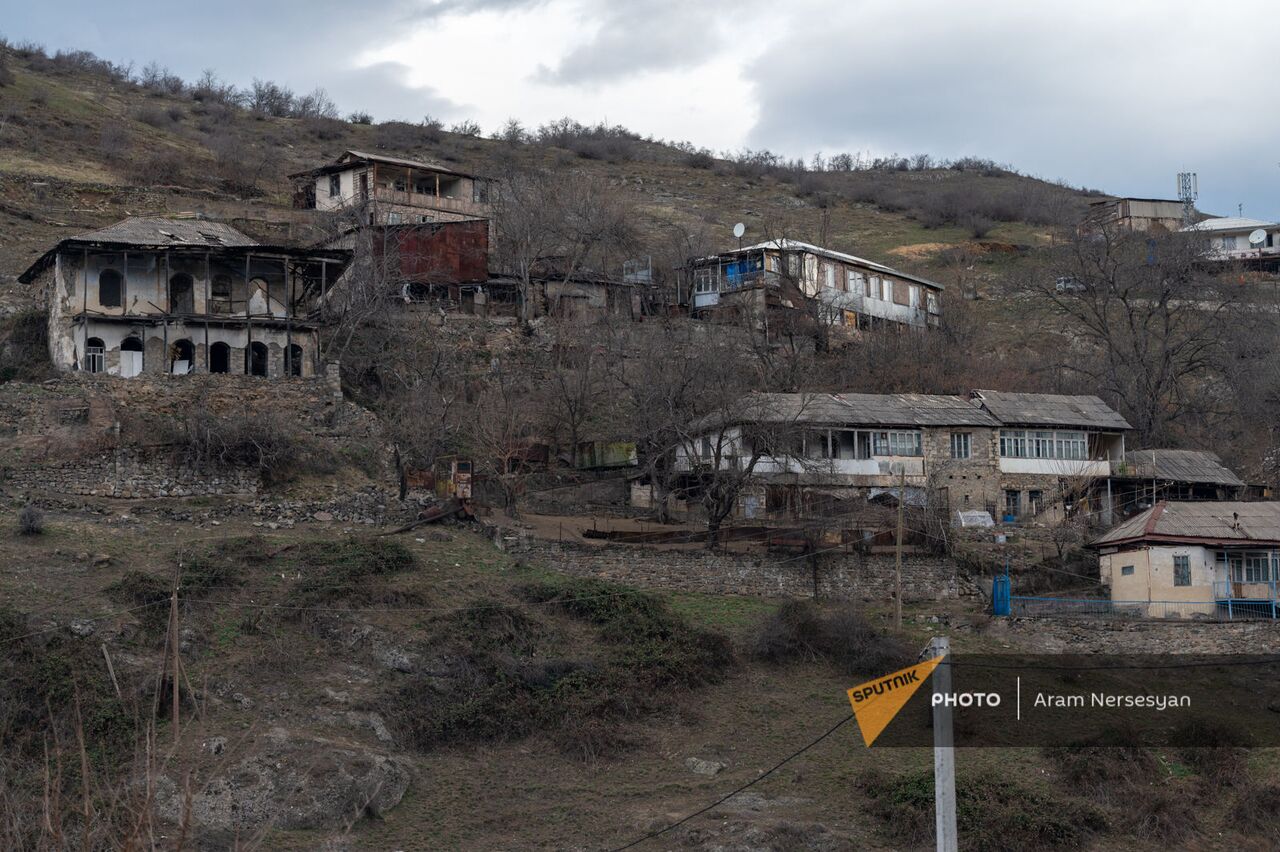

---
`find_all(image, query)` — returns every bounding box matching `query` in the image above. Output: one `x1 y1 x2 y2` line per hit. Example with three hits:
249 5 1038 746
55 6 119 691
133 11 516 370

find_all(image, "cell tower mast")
1177 172 1198 227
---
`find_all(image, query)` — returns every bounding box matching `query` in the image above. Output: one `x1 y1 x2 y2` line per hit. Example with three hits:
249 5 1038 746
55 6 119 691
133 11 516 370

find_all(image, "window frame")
328 174 341 198
950 432 972 460
98 268 123 308
1120 564 1135 577
1173 554 1191 587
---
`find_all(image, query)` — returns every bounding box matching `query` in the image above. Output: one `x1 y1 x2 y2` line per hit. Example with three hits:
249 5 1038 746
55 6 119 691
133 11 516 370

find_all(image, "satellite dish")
1249 228 1267 246
732 222 745 239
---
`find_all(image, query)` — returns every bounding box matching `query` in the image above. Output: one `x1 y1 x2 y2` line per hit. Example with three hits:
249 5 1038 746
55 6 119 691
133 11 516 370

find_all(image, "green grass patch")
288 536 418 608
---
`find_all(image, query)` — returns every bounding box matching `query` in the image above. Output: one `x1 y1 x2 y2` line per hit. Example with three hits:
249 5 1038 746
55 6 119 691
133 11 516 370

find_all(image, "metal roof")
971 390 1131 431
291 149 482 180
68 217 259 248
1182 217 1278 233
1119 449 1244 487
693 392 999 431
698 238 945 292
1094 501 1280 547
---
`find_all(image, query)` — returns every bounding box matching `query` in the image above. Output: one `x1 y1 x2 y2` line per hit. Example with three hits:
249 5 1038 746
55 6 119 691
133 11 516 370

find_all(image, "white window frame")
872 430 922 457
824 264 836 290
1173 554 1191 586
950 432 972 459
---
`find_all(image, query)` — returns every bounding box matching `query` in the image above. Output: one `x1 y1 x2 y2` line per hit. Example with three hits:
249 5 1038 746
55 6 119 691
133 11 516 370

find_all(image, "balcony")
372 188 489 218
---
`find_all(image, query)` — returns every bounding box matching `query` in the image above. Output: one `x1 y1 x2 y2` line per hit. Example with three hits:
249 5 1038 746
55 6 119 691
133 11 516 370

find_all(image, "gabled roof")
971 390 1131 431
1119 449 1244 487
698 238 944 292
1182 217 1278 233
1093 501 1280 548
291 149 482 180
18 217 351 284
693 392 999 432
68 217 258 248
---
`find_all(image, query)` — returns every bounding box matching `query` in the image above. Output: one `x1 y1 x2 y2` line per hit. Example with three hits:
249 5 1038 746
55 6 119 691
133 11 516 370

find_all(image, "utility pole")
169 561 181 748
895 465 905 629
929 635 958 852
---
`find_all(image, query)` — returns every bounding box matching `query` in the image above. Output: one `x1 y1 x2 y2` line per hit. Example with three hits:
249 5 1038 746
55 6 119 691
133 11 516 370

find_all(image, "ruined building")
290 150 493 225
18 218 351 378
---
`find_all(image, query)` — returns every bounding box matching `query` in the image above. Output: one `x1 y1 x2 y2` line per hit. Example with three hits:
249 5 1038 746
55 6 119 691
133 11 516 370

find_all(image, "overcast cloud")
5 0 1277 218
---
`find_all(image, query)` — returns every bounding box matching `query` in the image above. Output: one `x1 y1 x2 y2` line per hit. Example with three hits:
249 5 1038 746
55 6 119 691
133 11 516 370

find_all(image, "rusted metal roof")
971 390 1131 430
1094 501 1280 547
1119 449 1244 487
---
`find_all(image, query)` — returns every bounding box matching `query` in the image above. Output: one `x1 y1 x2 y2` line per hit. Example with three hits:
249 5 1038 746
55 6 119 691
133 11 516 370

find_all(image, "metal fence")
992 577 1280 621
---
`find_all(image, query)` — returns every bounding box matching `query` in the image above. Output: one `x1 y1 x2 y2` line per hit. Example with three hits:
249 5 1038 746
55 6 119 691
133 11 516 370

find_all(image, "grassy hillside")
0 42 1101 307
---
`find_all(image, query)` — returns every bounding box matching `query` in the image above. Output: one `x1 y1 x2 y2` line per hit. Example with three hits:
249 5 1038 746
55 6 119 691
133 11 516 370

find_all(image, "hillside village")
3 38 1280 851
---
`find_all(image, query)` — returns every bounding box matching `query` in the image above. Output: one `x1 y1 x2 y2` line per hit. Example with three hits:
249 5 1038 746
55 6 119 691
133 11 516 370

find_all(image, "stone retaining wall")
507 537 968 601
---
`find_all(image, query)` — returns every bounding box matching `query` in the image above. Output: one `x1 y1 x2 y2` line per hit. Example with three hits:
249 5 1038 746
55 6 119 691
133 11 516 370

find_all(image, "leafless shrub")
208 130 276 194
174 407 331 484
29 87 48 107
494 118 527 144
134 103 174 128
752 600 912 677
293 87 339 120
138 61 185 96
684 149 715 169
373 120 427 151
0 52 14 87
448 119 481 137
17 503 43 535
420 114 444 142
191 69 240 105
98 120 130 160
125 149 187 186
347 110 373 124
247 78 295 117
303 115 347 141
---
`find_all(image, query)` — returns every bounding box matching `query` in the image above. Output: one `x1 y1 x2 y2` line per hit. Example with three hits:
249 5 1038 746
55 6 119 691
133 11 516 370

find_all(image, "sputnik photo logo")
846 654 946 747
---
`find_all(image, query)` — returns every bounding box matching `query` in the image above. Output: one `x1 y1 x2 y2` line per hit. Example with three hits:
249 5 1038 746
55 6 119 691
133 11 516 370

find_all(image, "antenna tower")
1177 172 1198 226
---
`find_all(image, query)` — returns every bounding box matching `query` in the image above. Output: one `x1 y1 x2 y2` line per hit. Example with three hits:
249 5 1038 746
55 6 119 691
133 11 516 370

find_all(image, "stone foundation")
507 537 968 601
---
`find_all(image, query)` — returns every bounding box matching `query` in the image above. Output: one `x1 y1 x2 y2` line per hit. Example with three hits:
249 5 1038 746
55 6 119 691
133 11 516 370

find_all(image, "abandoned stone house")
658 389 1192 526
18 217 351 379
291 150 492 225
684 239 943 334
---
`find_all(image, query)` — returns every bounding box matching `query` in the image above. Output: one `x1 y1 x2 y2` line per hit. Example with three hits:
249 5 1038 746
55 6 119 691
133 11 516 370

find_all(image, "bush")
0 52 14 87
373 120 428 151
1123 786 1199 843
134 103 174 128
17 503 42 535
1048 725 1160 801
1233 784 1280 834
685 149 715 169
1169 718 1251 785
448 119 481 137
751 600 912 676
858 768 1107 850
288 537 417 607
347 111 373 125
174 408 330 484
0 308 54 382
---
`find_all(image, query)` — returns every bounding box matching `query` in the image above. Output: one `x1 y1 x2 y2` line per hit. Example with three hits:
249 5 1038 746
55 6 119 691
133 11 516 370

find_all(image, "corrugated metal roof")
1120 449 1244 487
694 392 999 431
69 217 259 248
1183 217 1277 233
1094 501 1280 546
972 390 1131 430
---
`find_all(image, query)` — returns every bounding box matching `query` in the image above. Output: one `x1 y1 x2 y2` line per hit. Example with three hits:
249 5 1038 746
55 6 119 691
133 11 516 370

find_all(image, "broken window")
329 174 341 197
169 273 194 314
98 269 123 307
84 337 105 373
209 342 230 374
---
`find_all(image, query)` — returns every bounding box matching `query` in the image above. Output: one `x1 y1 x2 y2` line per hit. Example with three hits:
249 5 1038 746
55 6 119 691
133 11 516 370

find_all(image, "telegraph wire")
606 712 856 851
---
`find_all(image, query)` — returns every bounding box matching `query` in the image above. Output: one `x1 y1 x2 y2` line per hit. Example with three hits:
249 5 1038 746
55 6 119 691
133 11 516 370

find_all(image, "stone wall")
0 372 387 498
506 537 968 601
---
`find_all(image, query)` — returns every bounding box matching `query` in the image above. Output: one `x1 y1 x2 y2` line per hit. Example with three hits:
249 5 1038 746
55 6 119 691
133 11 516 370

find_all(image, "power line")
606 712 855 851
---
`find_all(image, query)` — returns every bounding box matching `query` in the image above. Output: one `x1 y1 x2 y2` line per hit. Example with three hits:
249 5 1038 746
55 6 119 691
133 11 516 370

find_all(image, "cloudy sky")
8 0 1279 218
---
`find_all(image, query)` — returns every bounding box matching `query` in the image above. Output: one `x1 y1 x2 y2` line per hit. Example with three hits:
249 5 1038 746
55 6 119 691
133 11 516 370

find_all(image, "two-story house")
665 389 1132 525
18 217 350 378
291 150 492 225
684 239 943 334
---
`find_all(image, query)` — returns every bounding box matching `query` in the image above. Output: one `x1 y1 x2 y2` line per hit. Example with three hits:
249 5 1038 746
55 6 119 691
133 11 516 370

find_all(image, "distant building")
663 389 1132 524
1093 501 1280 618
291 150 492 225
1183 217 1280 268
18 217 350 378
683 239 942 335
1083 197 1186 233
1109 449 1255 517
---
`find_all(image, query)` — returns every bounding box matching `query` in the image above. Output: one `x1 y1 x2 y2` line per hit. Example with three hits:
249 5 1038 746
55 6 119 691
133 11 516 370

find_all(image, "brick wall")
506 537 969 601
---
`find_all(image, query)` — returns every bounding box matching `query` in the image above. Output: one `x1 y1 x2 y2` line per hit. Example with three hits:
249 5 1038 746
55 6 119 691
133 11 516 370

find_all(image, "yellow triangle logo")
846 655 946 747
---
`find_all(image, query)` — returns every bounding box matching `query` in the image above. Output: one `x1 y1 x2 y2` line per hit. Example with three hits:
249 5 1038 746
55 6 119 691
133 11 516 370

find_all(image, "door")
119 337 144 378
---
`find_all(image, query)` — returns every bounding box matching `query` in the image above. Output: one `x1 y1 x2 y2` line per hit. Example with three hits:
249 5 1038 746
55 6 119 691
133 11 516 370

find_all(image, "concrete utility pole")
895 465 905 629
929 635 958 852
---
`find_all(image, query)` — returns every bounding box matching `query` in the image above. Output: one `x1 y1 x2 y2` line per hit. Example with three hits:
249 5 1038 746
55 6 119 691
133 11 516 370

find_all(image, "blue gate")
991 574 1011 616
